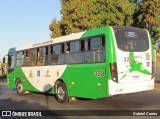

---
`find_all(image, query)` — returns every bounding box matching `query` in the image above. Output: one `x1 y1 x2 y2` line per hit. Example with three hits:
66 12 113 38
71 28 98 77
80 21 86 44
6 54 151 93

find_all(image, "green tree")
133 0 160 45
49 19 63 38
50 0 134 38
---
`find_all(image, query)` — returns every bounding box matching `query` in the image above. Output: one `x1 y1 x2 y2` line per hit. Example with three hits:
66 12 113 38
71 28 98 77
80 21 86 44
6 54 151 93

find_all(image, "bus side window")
16 51 24 67
70 41 80 53
45 47 49 56
32 49 37 66
25 50 29 57
50 45 55 64
8 56 12 68
53 44 61 55
34 48 40 66
81 40 85 51
28 49 33 66
102 36 105 49
91 37 102 50
85 39 91 63
86 39 91 51
56 44 65 64
8 53 16 73
45 46 49 65
37 48 40 59
52 44 65 65
37 47 45 66
62 44 65 54
50 46 53 55
8 55 14 68
85 36 105 63
66 42 70 53
24 50 30 66
65 40 84 64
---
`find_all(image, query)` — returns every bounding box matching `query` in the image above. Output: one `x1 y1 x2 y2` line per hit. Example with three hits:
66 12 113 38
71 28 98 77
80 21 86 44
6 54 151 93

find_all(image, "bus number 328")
94 70 105 77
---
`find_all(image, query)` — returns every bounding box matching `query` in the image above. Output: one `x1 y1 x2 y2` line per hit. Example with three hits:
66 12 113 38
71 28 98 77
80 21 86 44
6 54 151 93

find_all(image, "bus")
7 26 154 103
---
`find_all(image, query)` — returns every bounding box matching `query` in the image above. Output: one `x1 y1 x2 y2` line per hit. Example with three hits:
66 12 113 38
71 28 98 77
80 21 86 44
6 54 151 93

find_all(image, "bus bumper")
108 79 154 96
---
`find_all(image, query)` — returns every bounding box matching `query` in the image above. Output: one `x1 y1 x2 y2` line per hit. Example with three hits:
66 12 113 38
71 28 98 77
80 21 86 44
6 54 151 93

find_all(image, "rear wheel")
16 80 24 95
55 81 68 103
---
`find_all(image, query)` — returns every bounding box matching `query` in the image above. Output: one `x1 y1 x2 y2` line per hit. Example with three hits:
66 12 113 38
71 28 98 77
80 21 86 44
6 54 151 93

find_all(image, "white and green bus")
7 26 154 103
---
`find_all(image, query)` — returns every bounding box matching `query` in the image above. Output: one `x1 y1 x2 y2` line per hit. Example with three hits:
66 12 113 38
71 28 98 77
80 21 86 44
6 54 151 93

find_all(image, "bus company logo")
29 70 33 78
37 70 40 77
45 70 51 77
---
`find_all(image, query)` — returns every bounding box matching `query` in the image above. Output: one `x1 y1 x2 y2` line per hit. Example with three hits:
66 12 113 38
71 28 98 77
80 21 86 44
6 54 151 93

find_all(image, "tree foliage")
50 0 160 47
133 0 160 44
50 0 134 38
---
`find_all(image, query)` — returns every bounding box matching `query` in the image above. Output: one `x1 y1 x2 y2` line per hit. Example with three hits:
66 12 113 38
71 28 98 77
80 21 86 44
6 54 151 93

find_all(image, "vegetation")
133 0 160 45
50 0 134 37
49 0 160 48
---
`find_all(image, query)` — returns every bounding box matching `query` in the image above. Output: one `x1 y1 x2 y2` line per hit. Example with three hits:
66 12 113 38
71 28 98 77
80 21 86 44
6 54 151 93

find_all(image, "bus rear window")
113 27 149 52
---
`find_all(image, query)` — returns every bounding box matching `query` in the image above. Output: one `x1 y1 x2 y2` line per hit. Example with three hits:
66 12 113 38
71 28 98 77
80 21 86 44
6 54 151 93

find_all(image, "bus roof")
8 26 146 52
10 31 86 52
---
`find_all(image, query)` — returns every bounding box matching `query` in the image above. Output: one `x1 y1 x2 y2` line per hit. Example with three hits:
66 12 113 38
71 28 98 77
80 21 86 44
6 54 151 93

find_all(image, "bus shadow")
0 78 7 95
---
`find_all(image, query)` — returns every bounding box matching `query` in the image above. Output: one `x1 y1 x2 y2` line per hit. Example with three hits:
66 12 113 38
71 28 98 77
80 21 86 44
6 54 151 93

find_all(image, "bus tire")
55 81 68 103
16 80 24 95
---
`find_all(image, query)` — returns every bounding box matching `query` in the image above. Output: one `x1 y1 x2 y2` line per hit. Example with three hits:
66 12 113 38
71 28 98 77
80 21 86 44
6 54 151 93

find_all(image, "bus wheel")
56 81 68 103
16 80 24 95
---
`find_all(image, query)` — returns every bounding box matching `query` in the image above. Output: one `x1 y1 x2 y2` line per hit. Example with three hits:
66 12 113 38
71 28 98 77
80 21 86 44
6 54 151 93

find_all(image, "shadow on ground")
0 98 68 119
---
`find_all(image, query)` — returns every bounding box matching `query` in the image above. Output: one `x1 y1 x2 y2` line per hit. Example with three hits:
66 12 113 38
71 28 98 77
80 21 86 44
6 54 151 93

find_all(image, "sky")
0 0 61 61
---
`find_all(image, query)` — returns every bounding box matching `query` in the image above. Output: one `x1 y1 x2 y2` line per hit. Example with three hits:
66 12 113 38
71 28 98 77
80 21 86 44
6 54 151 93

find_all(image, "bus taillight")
110 63 118 83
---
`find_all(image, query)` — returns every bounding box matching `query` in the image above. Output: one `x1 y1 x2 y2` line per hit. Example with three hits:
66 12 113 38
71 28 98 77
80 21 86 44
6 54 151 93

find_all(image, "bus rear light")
111 65 116 70
110 63 118 83
111 71 116 75
112 77 117 82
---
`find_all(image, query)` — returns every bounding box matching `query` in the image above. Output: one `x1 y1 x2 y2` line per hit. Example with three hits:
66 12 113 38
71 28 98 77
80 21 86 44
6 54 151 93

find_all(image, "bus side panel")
21 65 68 94
13 67 40 92
7 70 16 89
8 67 49 93
61 63 107 99
78 26 116 98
